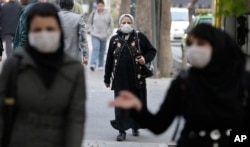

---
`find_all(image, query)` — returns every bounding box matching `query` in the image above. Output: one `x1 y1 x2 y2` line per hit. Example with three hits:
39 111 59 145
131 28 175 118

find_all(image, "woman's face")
28 16 61 53
29 16 60 33
120 16 133 27
187 36 213 68
97 3 104 13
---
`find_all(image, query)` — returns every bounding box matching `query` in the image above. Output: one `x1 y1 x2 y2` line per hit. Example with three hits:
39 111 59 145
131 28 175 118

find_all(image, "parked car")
170 7 189 42
181 9 213 51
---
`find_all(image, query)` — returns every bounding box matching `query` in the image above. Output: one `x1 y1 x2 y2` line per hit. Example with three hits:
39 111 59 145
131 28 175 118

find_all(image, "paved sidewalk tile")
83 140 169 147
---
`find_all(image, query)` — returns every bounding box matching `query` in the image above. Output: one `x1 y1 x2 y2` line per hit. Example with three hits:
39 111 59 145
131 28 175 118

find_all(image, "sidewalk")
84 69 184 147
82 140 176 147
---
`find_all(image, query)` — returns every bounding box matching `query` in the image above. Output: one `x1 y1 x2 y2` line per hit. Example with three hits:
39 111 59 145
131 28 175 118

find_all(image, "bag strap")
91 11 95 26
135 31 142 54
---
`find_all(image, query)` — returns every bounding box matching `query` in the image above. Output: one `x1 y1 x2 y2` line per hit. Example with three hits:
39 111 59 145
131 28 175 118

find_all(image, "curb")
83 140 176 147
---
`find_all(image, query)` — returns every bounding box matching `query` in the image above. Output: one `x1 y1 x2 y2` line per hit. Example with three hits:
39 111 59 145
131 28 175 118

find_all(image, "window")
171 12 188 21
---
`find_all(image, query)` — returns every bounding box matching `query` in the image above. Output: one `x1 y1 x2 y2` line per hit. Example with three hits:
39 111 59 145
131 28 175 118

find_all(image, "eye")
32 28 42 32
197 40 206 46
186 39 192 46
122 22 126 24
46 26 56 32
127 22 132 24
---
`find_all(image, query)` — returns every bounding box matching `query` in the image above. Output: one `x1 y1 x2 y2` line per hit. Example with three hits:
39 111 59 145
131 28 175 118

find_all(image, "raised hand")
109 91 142 111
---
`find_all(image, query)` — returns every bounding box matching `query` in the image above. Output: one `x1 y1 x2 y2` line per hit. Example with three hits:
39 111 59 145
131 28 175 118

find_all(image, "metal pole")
214 0 222 29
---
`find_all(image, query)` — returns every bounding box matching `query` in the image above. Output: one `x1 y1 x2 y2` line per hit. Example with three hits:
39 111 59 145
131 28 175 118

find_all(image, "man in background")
13 0 45 50
0 0 22 57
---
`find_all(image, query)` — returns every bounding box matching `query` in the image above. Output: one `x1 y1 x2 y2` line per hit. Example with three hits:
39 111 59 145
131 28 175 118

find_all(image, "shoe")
98 67 104 71
116 132 126 141
132 129 139 137
90 66 95 71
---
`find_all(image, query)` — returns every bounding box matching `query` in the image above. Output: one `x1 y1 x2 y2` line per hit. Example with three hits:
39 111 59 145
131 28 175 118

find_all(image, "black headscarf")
26 3 65 88
186 24 246 128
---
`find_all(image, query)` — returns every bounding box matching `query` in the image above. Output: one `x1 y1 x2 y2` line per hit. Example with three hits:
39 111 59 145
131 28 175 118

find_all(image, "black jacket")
104 30 156 89
0 1 22 35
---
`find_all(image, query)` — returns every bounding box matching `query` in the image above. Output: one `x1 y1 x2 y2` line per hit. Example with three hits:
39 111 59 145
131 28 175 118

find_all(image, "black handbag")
2 56 21 147
136 31 154 77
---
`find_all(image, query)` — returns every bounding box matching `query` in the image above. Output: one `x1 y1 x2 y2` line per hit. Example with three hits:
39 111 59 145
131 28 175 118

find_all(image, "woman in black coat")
104 14 156 141
110 24 249 146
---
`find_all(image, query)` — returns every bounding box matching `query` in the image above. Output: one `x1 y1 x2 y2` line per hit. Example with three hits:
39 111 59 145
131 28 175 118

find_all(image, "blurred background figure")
0 0 22 57
72 0 83 15
110 24 249 147
0 3 86 147
13 0 45 50
20 0 30 7
59 0 89 65
105 14 156 141
87 0 113 71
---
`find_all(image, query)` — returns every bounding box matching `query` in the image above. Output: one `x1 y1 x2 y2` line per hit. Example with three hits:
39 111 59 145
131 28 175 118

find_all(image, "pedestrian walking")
87 0 113 71
58 0 89 64
0 3 86 147
13 0 45 50
0 0 22 57
110 24 250 147
20 0 30 7
105 14 156 141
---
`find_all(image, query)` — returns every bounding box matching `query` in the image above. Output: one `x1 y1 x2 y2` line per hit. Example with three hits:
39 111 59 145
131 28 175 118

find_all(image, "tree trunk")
119 0 130 16
158 0 172 77
135 0 152 41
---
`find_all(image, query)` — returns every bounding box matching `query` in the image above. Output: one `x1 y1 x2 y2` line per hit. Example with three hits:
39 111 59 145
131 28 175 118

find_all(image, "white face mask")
28 31 61 53
187 45 212 68
120 24 133 34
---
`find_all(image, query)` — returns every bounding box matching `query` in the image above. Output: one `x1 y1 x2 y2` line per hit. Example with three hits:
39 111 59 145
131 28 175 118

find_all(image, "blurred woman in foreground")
110 24 250 147
0 3 86 147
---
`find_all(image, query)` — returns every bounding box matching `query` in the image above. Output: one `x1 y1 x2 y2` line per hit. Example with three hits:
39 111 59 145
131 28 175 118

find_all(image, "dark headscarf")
186 24 246 128
26 3 65 88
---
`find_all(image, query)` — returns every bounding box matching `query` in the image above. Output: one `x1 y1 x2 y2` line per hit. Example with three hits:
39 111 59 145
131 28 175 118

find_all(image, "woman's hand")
83 59 88 65
109 91 142 112
136 56 145 65
105 83 110 88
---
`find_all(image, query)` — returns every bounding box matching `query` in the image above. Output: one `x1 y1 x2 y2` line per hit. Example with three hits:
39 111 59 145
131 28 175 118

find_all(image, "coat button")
210 129 221 140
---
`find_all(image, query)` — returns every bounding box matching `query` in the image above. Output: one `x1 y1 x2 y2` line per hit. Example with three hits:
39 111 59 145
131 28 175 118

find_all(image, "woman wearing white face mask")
104 14 157 141
110 24 250 147
0 3 86 147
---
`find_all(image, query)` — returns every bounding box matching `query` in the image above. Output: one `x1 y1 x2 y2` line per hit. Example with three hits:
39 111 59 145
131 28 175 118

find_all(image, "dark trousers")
3 35 14 57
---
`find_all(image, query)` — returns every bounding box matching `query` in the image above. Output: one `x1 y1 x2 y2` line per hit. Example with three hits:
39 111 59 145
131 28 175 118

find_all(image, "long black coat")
105 30 156 131
0 1 22 35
